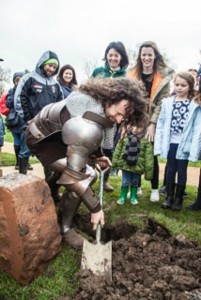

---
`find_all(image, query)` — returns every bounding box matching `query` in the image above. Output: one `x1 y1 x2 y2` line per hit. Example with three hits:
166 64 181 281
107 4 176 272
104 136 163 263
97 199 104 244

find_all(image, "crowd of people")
0 41 201 249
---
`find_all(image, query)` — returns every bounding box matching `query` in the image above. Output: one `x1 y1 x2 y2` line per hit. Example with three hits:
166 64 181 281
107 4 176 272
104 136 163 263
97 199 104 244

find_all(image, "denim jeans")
12 131 21 147
122 170 140 188
166 143 188 186
18 128 32 159
0 115 4 147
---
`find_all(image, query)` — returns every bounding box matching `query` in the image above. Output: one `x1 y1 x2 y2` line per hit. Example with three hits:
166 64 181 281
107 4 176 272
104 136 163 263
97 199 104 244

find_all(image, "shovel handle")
95 165 110 243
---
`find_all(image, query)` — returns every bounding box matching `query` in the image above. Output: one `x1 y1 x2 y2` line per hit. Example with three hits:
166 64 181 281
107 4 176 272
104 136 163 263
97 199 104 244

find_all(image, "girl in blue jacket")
154 72 201 211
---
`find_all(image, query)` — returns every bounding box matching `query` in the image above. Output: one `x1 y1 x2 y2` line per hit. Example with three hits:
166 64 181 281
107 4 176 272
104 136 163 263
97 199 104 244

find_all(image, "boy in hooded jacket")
112 125 153 205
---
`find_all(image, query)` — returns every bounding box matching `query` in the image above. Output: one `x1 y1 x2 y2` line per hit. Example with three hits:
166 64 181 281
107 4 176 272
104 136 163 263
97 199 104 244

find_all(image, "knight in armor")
25 77 148 249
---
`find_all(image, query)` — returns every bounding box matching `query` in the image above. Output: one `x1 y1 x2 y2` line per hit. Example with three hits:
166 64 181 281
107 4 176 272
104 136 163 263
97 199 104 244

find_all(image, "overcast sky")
1 0 201 85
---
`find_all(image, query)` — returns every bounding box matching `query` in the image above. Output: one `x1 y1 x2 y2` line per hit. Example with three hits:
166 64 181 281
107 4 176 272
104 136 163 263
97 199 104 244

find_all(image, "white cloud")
0 0 200 86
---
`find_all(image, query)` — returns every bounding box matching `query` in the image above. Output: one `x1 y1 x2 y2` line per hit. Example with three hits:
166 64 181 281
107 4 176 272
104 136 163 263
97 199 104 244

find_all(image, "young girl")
112 125 153 205
154 72 201 211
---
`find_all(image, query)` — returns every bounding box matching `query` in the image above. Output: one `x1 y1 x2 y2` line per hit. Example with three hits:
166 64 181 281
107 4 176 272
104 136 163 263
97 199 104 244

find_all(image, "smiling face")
140 47 156 72
174 76 190 99
63 69 73 84
106 48 122 69
105 99 129 124
43 64 57 77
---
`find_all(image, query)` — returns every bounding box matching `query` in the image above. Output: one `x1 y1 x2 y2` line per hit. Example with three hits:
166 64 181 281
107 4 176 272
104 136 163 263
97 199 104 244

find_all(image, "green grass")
1 124 39 165
0 245 80 300
3 126 13 143
1 123 201 299
0 175 201 299
158 157 201 168
1 152 39 166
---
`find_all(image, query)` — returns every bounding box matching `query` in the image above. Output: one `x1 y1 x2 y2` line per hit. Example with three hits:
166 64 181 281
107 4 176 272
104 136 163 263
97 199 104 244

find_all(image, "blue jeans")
0 115 4 147
18 130 32 158
122 170 140 188
12 131 21 147
166 143 188 186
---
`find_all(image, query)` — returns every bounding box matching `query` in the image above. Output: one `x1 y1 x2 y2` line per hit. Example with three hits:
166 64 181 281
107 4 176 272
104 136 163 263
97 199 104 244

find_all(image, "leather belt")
29 122 46 140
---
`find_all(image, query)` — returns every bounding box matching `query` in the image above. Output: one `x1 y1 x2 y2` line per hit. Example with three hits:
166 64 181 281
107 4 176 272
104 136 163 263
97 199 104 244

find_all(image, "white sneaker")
150 189 160 202
137 187 142 196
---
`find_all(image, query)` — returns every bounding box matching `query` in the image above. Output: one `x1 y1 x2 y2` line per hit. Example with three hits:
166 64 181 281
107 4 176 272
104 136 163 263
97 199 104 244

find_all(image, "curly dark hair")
134 41 168 79
79 77 148 127
57 64 77 88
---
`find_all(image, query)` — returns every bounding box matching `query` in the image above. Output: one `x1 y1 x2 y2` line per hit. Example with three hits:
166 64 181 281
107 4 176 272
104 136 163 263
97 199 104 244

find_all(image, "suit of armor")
26 97 113 234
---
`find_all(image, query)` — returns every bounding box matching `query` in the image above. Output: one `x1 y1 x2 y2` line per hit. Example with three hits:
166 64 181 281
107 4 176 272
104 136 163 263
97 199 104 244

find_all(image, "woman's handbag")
5 109 20 128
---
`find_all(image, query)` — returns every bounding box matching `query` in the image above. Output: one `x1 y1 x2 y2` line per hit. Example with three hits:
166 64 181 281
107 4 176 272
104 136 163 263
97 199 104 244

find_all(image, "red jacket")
0 91 9 116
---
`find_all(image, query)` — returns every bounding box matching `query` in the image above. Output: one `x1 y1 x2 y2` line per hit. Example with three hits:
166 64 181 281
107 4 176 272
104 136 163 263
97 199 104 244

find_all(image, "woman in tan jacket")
128 41 174 202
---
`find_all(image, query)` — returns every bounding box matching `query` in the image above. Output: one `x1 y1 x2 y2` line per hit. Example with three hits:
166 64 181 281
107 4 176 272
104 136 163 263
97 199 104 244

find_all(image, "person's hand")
91 209 105 230
145 123 156 142
96 156 112 169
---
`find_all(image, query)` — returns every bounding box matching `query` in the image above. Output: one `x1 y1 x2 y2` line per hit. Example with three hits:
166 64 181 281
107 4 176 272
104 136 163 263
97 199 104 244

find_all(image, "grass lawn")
1 125 39 165
0 175 201 300
1 152 39 166
0 122 201 299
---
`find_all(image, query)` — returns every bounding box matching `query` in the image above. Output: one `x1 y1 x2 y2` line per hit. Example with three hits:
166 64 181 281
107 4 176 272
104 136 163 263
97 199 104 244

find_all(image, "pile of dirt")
72 216 201 300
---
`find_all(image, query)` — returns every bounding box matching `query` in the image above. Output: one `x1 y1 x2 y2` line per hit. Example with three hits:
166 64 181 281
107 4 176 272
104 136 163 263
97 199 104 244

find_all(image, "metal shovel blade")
81 238 112 281
81 166 112 280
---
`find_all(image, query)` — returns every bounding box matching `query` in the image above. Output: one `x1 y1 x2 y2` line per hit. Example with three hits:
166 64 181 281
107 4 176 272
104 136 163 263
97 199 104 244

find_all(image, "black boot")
161 183 175 209
47 171 62 203
44 166 54 181
19 157 29 174
187 170 201 211
171 184 185 211
27 161 33 170
14 145 20 170
103 169 114 192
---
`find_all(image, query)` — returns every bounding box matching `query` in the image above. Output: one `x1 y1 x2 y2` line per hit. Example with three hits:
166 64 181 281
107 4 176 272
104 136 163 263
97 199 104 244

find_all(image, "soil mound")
72 216 201 300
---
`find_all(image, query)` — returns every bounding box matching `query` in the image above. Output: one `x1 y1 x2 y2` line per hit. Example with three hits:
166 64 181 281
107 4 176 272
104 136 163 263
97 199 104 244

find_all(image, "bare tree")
83 60 98 78
0 66 11 95
127 45 140 68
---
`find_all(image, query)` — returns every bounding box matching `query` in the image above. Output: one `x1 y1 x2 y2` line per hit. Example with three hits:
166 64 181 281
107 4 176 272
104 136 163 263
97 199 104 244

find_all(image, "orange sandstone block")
0 173 62 284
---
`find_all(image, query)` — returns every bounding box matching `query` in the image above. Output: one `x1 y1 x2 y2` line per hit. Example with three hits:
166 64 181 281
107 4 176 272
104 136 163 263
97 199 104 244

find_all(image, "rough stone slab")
0 173 62 284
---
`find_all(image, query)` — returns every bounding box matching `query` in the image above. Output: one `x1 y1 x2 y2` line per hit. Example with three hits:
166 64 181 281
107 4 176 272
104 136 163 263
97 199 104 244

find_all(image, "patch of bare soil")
72 215 201 300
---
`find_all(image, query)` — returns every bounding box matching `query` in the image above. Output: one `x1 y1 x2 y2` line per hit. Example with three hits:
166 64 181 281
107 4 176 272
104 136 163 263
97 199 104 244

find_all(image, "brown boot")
62 228 84 250
103 181 114 192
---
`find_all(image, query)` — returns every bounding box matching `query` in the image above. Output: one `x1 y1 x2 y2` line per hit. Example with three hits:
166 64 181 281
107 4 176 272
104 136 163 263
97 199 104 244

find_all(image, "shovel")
81 165 112 281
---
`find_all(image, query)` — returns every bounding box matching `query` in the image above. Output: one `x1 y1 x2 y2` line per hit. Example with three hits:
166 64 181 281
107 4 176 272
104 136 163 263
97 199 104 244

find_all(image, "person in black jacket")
14 50 63 200
5 72 34 170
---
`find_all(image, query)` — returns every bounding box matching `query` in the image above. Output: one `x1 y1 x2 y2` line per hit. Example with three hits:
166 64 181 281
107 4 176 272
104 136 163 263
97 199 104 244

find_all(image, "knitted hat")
43 58 58 66
13 72 24 83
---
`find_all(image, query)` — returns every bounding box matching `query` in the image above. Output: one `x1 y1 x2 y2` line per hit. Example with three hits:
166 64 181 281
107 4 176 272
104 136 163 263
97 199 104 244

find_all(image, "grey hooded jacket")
14 50 63 121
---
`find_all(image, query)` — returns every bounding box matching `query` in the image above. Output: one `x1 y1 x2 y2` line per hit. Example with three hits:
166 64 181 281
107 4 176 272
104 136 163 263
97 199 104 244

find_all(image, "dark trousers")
151 155 159 189
166 144 188 186
102 148 113 182
197 168 201 200
138 155 159 189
